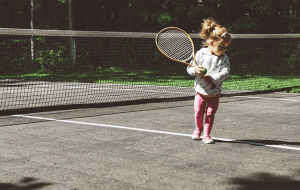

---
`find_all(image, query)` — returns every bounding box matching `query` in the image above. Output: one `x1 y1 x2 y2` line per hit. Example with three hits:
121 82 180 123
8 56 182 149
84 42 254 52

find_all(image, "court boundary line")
12 114 300 152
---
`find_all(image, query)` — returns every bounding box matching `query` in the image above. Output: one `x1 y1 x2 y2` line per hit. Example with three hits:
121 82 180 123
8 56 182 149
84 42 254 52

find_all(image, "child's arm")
210 55 230 82
187 51 201 76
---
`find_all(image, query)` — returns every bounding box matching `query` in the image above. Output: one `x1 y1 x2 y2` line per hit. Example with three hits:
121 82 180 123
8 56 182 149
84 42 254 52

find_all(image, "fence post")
31 0 34 62
69 0 76 65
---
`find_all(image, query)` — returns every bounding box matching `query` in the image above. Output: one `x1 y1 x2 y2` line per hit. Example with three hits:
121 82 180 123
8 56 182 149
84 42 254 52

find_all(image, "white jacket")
187 48 230 96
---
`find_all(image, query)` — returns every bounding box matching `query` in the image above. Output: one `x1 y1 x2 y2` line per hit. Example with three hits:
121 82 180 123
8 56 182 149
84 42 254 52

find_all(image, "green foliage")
0 37 32 74
35 49 71 73
158 13 172 26
282 40 300 74
290 87 300 93
32 37 73 73
1 0 300 33
223 74 300 91
58 0 68 3
287 42 300 72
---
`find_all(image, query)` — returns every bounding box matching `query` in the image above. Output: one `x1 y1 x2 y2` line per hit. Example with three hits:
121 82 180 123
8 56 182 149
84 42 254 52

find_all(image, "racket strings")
156 29 193 62
158 34 192 60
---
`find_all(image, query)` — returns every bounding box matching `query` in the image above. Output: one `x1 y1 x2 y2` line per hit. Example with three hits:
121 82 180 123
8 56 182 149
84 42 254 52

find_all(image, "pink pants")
194 93 220 136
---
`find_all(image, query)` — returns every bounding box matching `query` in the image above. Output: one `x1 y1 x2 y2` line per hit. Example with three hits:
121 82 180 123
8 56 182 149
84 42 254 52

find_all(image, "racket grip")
210 83 217 89
202 74 217 89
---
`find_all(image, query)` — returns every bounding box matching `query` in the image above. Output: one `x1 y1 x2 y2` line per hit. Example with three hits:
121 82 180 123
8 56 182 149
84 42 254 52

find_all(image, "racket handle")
202 74 217 89
210 83 217 89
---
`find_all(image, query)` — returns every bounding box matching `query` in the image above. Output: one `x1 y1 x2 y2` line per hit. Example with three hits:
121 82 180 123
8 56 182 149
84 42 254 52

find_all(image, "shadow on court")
228 171 300 190
0 177 53 190
215 139 300 146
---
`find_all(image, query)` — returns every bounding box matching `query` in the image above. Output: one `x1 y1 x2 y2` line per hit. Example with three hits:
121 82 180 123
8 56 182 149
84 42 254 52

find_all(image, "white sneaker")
202 135 214 144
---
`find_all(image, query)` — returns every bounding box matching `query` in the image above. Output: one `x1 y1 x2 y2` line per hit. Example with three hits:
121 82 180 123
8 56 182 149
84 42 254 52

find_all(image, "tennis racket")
155 27 216 89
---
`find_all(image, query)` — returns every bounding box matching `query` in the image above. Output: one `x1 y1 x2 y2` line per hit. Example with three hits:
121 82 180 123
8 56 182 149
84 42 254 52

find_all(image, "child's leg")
203 95 220 137
194 93 207 133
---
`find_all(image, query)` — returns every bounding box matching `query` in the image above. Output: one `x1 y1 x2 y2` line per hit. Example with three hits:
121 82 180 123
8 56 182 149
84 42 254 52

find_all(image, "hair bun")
200 18 230 46
200 18 217 39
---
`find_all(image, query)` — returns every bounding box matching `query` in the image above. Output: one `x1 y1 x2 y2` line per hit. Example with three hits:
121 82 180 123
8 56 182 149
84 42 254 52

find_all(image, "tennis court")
0 92 299 190
0 27 299 190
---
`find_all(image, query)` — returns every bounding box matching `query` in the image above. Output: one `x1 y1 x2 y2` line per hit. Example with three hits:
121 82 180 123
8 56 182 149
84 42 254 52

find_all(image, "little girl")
187 18 231 144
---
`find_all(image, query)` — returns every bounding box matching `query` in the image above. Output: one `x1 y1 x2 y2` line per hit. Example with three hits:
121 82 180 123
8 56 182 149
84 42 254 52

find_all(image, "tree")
1 0 300 34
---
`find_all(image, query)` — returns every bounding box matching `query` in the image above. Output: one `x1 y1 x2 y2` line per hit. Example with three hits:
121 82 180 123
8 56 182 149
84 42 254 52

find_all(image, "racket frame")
155 27 195 67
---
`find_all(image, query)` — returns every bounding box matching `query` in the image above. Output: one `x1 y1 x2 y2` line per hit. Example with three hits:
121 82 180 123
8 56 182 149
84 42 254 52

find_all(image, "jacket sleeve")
186 51 201 76
210 55 230 82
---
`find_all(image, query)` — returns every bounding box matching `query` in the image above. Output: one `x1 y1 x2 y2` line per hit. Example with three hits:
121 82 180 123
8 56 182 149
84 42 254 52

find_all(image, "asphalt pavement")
0 92 299 190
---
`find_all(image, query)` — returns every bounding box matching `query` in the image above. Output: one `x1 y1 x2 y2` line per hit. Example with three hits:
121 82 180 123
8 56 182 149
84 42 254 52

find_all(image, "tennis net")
0 28 299 113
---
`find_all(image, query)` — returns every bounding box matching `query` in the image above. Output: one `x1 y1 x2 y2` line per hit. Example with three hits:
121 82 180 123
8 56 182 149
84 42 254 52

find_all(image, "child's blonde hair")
200 18 231 46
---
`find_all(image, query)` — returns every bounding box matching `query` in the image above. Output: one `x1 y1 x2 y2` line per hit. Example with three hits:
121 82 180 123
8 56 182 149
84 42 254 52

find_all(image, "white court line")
233 96 300 102
12 114 300 151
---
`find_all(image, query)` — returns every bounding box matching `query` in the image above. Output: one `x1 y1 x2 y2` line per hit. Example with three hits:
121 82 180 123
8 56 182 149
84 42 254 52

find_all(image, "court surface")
0 92 299 190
